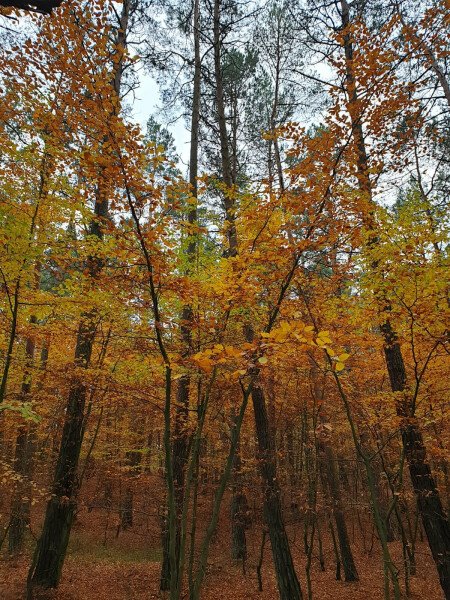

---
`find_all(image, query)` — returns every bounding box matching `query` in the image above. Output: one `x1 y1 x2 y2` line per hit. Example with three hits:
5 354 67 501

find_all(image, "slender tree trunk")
311 352 358 581
396 8 450 108
340 2 450 594
119 430 142 532
160 1 201 594
231 425 248 562
0 175 43 408
213 0 237 256
318 437 359 581
0 283 19 406
212 0 301 593
252 383 302 599
211 0 251 566
8 316 37 554
5 155 51 553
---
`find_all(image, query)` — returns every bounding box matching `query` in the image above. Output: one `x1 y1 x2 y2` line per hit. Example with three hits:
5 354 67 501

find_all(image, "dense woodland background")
0 0 449 599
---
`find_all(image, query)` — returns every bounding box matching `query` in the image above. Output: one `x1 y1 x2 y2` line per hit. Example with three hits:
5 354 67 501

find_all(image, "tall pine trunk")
160 0 201 594
212 0 301 592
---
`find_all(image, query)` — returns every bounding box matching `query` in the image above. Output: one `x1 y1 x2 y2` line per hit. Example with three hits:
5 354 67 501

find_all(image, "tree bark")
252 383 303 600
8 316 37 554
318 437 359 581
27 2 130 593
339 2 450 595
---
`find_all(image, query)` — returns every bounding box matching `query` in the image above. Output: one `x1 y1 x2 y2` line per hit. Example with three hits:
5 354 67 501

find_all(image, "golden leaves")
191 344 245 374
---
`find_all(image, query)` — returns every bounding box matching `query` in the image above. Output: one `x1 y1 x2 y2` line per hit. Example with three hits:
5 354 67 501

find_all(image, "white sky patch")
131 71 191 166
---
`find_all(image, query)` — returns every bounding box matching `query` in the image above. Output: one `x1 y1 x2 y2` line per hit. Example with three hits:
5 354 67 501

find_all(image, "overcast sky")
130 71 191 168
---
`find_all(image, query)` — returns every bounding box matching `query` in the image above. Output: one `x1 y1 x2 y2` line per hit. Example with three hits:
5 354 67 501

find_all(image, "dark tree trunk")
9 316 37 554
231 493 248 561
9 426 35 554
231 450 248 561
252 384 303 600
212 0 250 564
160 0 201 591
160 372 190 590
213 0 237 256
27 318 96 592
119 486 133 530
27 3 130 593
339 2 450 594
160 513 171 591
383 325 450 599
319 440 359 581
119 406 144 533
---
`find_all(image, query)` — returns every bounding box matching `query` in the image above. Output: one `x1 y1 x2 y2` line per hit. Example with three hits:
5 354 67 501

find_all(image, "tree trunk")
27 317 96 591
319 439 359 581
340 2 450 594
27 2 130 593
9 427 35 554
160 0 201 592
384 326 450 598
252 383 303 600
8 316 37 554
231 440 248 561
213 0 237 256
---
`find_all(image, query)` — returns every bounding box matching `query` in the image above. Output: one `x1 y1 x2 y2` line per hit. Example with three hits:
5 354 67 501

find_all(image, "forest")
0 0 449 599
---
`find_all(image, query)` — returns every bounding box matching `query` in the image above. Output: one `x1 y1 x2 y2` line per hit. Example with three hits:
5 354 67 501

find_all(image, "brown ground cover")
0 496 444 600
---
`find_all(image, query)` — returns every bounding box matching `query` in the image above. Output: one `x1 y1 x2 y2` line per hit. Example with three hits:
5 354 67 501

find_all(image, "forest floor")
0 482 445 600
0 511 444 600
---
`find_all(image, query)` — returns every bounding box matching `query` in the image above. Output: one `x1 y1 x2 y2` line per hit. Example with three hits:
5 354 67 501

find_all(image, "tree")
27 0 133 592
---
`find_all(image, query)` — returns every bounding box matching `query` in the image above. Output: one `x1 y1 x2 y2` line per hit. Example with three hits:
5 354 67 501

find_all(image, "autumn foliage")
0 1 449 599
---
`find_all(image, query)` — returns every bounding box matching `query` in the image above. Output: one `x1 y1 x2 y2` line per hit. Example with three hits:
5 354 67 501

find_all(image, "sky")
130 71 192 167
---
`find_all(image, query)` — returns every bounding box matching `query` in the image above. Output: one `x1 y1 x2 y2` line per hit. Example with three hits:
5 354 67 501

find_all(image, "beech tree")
0 2 448 600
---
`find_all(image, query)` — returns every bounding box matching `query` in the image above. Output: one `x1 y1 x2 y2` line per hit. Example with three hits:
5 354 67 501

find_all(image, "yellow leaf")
293 333 307 342
258 356 268 365
335 362 345 372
